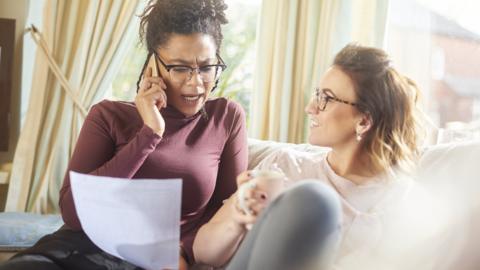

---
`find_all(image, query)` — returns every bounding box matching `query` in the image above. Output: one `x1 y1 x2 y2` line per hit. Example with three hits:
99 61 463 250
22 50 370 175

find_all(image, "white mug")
237 170 286 215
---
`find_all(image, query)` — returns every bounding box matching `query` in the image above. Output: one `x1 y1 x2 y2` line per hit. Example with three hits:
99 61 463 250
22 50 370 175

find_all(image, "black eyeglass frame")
154 53 227 83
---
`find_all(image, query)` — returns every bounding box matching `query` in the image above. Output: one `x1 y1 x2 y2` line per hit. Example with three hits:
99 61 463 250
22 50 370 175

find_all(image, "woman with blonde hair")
193 43 427 270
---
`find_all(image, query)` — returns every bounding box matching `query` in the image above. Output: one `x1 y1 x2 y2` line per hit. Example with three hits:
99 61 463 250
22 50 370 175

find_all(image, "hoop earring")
211 79 219 93
200 107 209 121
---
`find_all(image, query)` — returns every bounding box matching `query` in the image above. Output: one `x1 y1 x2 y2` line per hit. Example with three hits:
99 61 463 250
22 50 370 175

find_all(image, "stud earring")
356 132 362 141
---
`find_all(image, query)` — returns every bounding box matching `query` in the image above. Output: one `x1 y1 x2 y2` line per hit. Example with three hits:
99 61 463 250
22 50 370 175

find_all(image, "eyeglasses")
154 53 227 83
313 87 357 111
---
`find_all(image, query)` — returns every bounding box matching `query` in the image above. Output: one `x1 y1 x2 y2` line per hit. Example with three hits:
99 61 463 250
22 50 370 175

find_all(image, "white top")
255 147 449 270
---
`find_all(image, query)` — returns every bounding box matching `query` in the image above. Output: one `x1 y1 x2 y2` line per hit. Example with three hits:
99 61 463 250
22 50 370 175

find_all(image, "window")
107 0 260 124
107 39 146 102
385 0 480 129
211 0 260 122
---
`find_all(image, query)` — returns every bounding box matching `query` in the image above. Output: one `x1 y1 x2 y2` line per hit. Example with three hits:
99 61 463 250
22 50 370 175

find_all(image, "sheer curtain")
6 0 141 213
249 0 389 143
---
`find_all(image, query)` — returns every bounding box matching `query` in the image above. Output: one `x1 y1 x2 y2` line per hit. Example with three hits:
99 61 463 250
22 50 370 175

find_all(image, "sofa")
1 138 479 269
246 138 480 270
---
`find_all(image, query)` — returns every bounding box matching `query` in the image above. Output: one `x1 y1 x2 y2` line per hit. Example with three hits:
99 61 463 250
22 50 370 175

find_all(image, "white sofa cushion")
0 212 63 251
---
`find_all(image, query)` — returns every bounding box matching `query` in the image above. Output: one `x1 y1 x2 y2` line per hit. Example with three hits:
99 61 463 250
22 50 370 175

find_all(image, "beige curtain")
6 0 140 213
350 0 389 48
250 0 389 143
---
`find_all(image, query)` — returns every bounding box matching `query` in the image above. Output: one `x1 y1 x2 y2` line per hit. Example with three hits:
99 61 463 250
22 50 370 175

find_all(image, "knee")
274 181 341 227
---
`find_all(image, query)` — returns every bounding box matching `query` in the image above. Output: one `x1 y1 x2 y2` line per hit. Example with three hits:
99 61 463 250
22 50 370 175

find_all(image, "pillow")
418 140 480 204
416 140 480 270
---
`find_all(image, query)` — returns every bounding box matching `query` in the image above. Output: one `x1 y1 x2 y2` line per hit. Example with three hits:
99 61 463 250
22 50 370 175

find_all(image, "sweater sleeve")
211 102 248 212
183 101 249 263
59 102 162 230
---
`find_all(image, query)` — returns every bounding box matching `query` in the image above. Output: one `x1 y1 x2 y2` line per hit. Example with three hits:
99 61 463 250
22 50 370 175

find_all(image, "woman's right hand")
135 67 168 137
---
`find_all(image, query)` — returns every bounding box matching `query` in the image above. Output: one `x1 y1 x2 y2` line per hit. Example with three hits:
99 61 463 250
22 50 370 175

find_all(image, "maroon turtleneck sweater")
59 98 248 263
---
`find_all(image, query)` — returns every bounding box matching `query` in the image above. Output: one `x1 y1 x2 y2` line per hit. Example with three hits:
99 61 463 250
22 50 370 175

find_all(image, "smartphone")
144 53 167 108
145 53 160 78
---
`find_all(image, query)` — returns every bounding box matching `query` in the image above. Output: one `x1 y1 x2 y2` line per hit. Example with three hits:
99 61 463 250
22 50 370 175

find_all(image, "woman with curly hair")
0 0 247 269
194 44 427 270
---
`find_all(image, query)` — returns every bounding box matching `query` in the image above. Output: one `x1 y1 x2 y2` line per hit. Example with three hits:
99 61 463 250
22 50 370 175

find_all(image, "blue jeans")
226 181 342 270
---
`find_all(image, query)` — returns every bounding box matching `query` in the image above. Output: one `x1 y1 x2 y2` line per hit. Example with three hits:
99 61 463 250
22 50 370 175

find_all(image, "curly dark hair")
136 0 228 91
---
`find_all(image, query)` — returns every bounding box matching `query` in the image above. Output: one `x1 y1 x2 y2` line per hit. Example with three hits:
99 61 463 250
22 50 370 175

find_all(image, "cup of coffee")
237 170 287 215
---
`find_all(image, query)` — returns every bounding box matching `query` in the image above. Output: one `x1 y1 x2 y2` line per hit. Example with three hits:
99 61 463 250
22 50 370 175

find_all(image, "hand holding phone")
135 54 168 136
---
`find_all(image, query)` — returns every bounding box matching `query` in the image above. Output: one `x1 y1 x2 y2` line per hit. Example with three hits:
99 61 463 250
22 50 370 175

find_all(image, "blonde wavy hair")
333 44 426 175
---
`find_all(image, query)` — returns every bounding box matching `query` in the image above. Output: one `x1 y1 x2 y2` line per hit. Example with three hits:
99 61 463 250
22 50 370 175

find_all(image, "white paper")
70 171 182 270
